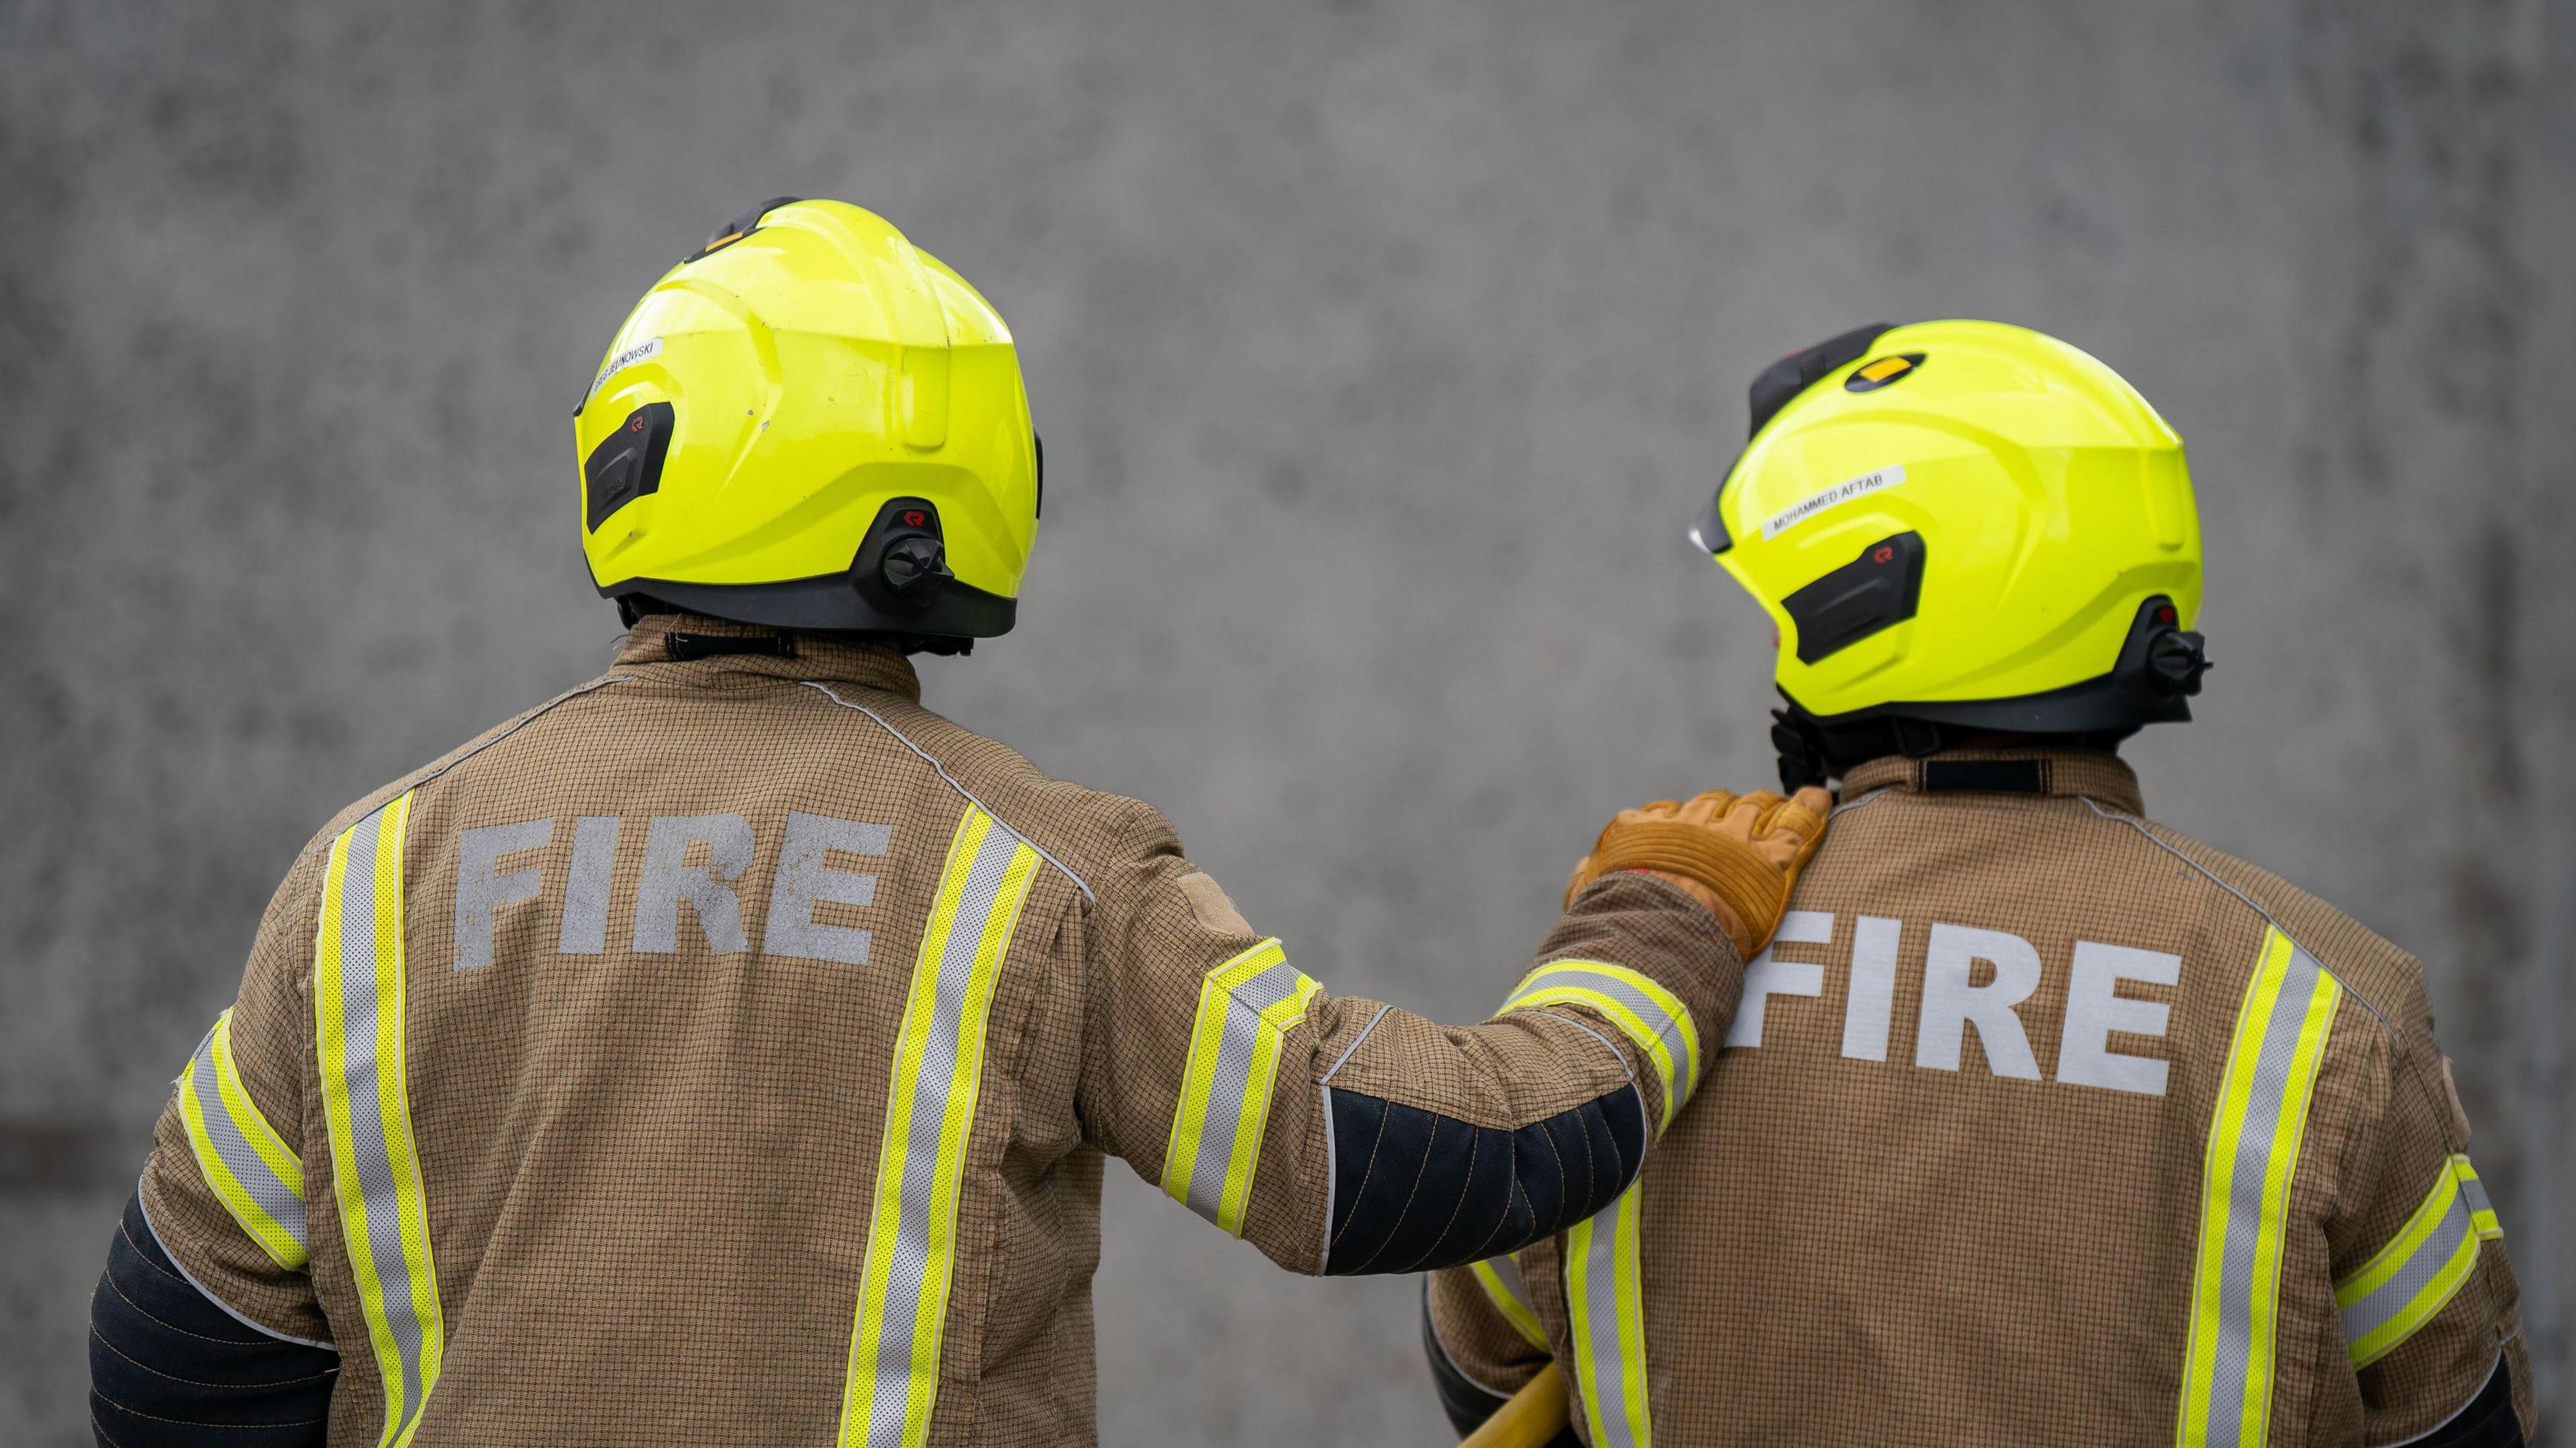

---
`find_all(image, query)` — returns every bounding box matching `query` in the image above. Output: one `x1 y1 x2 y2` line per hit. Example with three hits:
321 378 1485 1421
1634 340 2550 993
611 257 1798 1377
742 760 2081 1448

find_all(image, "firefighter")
1425 320 2535 1447
85 199 1831 1447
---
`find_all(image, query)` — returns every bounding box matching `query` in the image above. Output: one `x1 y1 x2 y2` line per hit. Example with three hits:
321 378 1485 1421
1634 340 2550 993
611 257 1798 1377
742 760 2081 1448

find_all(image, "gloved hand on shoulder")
1565 787 1833 959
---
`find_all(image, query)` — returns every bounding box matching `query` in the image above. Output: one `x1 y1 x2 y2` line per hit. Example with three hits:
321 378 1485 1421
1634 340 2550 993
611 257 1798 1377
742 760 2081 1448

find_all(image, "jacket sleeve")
98 848 339 1445
2324 1008 2534 1447
1424 1257 1568 1441
1073 799 1737 1277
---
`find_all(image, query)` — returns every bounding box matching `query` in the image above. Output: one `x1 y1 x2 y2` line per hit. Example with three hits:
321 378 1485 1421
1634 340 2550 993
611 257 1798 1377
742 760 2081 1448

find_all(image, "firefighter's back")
144 624 1126 1445
1499 750 2530 1445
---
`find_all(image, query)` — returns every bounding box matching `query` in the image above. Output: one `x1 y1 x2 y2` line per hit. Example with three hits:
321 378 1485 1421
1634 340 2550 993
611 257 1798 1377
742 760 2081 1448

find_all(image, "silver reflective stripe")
1179 958 1307 1224
2208 946 2315 1442
2178 928 2342 1448
1566 1180 1651 1447
841 807 1043 1448
2339 1186 2475 1350
185 1036 307 1256
1502 962 1697 1107
317 793 445 1448
2457 1169 2496 1229
339 807 429 1439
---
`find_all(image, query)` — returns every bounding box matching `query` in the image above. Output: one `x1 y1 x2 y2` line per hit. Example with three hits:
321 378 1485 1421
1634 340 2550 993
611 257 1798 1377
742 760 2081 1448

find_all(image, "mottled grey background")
5 1 2571 1442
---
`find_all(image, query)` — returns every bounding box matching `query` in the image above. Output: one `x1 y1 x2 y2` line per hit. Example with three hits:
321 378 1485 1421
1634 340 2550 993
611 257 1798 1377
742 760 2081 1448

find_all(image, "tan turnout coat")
1430 748 2534 1447
142 613 1739 1446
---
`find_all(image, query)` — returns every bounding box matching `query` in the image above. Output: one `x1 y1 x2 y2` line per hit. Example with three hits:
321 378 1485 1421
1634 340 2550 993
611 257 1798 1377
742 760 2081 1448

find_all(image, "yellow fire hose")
1457 1362 1569 1448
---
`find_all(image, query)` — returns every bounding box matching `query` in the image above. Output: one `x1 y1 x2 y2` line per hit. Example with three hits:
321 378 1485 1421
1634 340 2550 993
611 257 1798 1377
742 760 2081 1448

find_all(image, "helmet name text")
1762 464 1905 541
585 335 663 407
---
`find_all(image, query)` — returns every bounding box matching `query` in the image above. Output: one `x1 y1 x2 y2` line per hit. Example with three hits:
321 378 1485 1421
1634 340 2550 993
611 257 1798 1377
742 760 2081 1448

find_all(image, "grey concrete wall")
5 1 2569 1441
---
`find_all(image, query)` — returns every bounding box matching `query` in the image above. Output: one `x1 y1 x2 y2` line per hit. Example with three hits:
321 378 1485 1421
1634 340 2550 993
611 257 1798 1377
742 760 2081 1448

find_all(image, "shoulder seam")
2076 797 2393 1032
800 681 1097 901
297 673 635 863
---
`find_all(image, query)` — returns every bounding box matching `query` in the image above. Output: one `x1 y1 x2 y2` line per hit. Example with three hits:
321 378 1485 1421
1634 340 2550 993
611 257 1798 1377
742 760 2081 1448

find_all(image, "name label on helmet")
1762 463 1904 541
586 335 665 406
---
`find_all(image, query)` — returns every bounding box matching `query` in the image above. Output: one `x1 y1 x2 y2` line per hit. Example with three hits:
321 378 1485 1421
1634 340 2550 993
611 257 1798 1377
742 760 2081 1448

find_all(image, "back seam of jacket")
801 681 1096 901
2077 797 2393 1032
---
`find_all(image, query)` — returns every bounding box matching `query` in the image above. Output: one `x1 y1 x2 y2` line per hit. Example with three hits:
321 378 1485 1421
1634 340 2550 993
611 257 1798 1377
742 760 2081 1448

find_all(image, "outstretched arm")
1075 789 1827 1277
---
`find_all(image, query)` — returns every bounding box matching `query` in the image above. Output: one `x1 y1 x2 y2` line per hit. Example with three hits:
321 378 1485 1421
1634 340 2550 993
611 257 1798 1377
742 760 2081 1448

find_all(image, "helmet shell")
574 200 1036 635
1708 319 2200 721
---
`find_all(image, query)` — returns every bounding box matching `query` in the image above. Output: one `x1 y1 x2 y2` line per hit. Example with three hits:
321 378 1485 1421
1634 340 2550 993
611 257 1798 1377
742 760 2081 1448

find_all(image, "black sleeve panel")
2414 1353 2526 1448
1324 1082 1643 1276
91 1190 337 1448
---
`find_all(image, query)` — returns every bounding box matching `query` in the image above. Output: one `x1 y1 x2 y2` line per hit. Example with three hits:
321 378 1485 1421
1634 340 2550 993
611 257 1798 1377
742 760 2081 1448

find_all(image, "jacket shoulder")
294 670 640 865
2114 810 2430 1039
853 695 1178 890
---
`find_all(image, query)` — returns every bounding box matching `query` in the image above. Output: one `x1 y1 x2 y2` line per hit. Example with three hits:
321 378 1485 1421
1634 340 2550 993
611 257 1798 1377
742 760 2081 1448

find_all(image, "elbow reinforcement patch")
90 1190 338 1448
1323 1084 1644 1276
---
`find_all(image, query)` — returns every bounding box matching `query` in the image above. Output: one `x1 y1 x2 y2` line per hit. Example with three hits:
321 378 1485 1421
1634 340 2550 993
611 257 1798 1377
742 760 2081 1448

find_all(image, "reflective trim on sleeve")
314 791 446 1448
1161 938 1320 1237
2452 1156 2502 1241
2176 926 2343 1448
176 1009 309 1271
1566 1178 1652 1448
840 805 1041 1448
1500 961 1700 1130
1470 1252 1548 1351
2337 1156 2493 1368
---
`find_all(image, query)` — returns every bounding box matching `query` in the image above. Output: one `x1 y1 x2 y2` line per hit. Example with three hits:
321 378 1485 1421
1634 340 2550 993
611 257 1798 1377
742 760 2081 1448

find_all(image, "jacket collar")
612 612 921 701
1840 746 2143 815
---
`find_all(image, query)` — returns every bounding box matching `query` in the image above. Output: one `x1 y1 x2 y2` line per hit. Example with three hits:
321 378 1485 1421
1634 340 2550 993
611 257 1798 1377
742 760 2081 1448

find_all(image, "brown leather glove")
1564 787 1833 959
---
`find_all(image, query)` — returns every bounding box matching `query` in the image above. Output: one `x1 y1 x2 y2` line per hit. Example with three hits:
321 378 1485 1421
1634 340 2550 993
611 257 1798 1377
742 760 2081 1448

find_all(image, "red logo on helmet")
903 510 927 528
1874 545 1895 565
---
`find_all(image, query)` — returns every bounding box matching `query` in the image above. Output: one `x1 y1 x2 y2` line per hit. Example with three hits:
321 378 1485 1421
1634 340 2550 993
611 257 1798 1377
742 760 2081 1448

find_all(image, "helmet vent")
584 402 674 532
1782 531 1926 664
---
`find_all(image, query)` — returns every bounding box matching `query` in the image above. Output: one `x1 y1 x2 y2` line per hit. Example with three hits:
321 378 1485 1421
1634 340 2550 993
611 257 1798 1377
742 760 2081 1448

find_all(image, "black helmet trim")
1693 321 1896 558
680 195 805 266
602 571 1016 638
1771 594 2209 788
600 496 1015 640
1747 322 1894 439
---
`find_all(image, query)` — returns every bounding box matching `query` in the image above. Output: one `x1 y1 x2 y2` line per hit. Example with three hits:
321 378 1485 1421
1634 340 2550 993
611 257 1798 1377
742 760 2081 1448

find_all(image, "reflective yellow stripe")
177 1009 311 1270
1566 1178 1652 1448
315 791 445 1448
1161 939 1320 1235
1500 961 1699 1130
2453 1156 2504 1240
2176 927 2341 1448
2335 1156 2488 1366
1470 1254 1548 1351
840 806 1042 1448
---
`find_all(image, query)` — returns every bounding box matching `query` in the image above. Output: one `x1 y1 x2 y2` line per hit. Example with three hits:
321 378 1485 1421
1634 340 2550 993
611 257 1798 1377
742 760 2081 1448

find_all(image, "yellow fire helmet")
1688 319 2209 787
574 197 1038 647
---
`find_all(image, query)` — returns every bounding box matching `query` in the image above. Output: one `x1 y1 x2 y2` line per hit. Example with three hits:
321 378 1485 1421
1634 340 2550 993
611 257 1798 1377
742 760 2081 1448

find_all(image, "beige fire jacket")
138 612 1740 1447
1428 748 2533 1447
